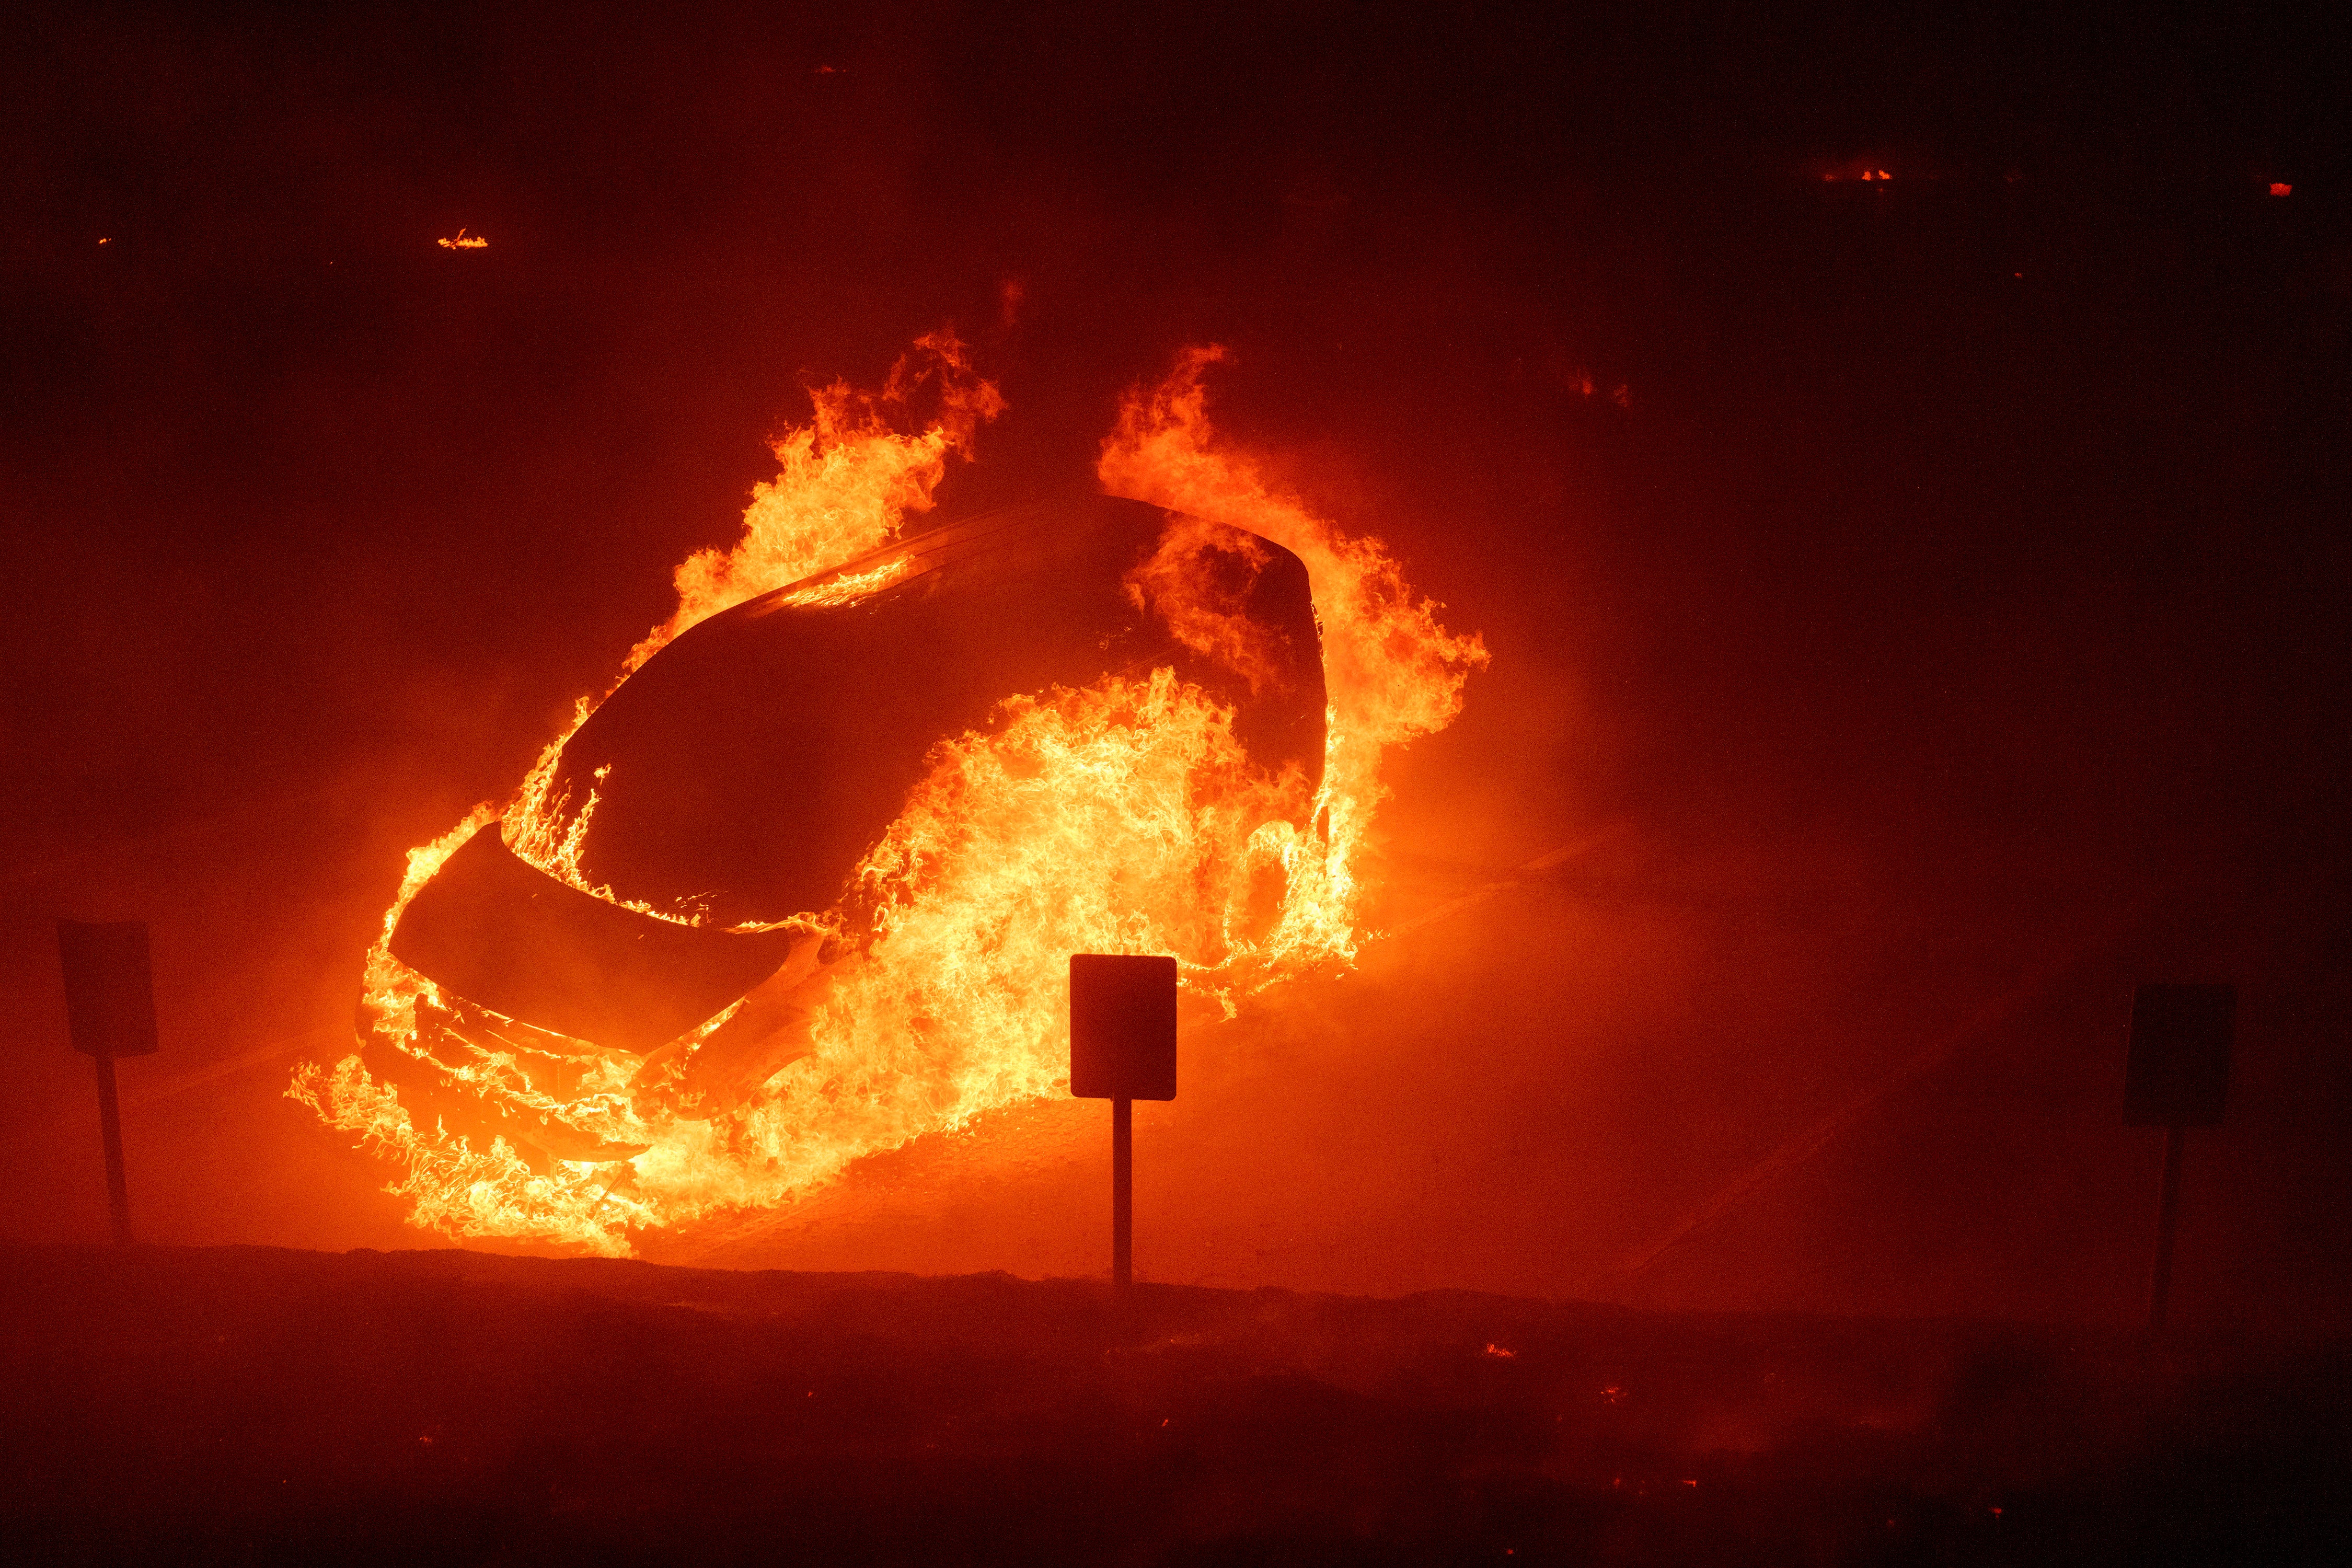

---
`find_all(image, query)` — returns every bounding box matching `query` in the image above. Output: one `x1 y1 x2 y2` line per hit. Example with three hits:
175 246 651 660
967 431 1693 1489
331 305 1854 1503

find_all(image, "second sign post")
1069 954 1178 1299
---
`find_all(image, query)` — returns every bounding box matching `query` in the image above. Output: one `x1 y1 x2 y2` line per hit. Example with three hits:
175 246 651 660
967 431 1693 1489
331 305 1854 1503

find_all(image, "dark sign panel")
59 920 160 1059
1069 954 1177 1101
2124 983 2234 1128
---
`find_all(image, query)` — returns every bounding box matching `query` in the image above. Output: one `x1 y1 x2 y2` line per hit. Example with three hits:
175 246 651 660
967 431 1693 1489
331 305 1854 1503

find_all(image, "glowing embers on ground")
292 337 1484 1255
436 228 489 249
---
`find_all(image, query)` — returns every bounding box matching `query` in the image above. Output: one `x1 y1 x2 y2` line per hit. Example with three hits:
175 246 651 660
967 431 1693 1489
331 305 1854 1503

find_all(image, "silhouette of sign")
58 920 159 1059
57 919 156 1247
1070 953 1176 1300
2125 981 2234 1331
1069 954 1176 1101
2124 983 2233 1128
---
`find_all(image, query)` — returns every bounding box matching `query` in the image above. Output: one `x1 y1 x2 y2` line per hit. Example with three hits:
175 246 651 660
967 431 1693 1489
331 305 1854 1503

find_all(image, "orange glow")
2270 182 2292 197
436 228 489 250
506 331 1005 914
294 338 1481 1254
1098 344 1488 958
1821 161 1902 185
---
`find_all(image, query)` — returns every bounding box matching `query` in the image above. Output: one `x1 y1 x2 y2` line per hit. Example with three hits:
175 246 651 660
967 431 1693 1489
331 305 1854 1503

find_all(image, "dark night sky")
4 2 2348 1327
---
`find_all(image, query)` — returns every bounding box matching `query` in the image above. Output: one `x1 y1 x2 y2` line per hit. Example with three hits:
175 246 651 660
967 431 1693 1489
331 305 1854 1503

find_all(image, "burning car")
365 494 1324 1159
295 342 1482 1254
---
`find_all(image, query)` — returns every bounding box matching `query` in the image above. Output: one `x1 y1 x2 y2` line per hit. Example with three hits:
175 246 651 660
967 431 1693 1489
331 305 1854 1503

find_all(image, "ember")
292 340 1484 1253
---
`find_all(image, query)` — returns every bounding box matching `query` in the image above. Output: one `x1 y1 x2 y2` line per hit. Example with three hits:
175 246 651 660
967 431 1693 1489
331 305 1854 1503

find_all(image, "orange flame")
506 331 1004 916
295 339 1481 1254
1099 344 1489 958
645 331 1003 661
436 228 489 250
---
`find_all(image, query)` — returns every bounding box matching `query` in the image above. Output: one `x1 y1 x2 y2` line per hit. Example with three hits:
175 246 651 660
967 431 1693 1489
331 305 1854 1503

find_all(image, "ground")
5 1242 2344 1565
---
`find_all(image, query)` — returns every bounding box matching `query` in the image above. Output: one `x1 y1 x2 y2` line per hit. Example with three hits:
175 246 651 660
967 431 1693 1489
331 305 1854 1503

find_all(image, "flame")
1122 515 1289 696
644 331 1002 659
297 339 1482 1254
437 228 489 250
506 330 1004 916
777 556 915 608
1098 344 1489 962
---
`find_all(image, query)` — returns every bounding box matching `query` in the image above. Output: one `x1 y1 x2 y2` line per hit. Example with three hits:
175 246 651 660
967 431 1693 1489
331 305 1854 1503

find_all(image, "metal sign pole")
92 1046 133 1246
1112 1097 1133 1297
2146 1124 2186 1330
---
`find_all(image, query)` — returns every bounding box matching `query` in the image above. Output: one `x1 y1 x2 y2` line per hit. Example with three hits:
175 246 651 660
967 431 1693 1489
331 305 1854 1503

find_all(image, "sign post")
1069 954 1177 1299
2123 983 2234 1331
57 920 160 1247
